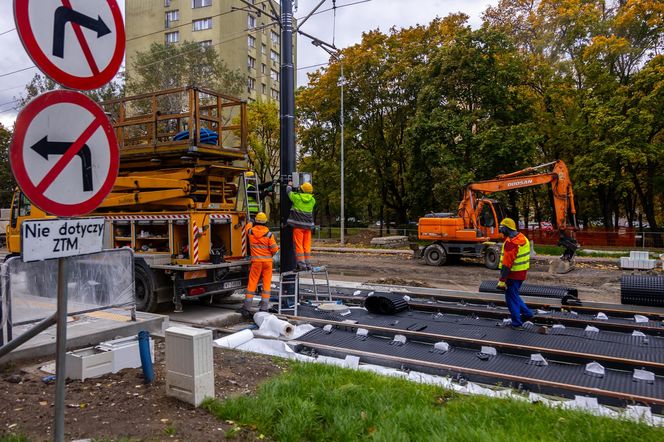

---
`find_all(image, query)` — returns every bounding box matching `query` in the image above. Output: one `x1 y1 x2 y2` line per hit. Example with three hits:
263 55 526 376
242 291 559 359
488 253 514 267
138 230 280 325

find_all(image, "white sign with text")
21 218 105 262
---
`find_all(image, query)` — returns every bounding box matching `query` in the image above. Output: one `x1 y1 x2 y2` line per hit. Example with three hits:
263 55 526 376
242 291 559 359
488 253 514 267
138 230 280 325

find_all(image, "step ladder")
243 172 262 217
277 266 332 316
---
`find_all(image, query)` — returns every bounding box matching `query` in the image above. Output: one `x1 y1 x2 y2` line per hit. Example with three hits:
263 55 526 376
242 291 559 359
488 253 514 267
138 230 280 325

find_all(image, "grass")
0 435 28 442
203 362 662 442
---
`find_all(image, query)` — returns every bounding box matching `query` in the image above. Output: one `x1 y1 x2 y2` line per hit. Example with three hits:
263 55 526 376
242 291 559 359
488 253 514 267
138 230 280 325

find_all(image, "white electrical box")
165 326 214 407
97 335 154 373
66 347 114 381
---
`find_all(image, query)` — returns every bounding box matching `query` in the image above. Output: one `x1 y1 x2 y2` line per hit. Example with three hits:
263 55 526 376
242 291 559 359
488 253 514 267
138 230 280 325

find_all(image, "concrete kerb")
1 309 167 363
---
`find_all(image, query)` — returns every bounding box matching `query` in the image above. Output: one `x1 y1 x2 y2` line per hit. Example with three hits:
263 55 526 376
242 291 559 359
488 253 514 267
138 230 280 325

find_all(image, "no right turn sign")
14 0 125 90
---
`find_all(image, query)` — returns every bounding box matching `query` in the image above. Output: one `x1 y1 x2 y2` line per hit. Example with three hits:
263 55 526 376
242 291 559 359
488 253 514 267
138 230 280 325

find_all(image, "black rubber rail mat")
364 293 409 315
299 291 664 335
621 275 664 307
294 305 664 374
294 328 664 412
479 280 578 300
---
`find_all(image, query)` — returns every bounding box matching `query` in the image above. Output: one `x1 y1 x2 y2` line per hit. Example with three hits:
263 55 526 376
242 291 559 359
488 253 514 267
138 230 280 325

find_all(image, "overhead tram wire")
0 1 359 82
0 28 16 37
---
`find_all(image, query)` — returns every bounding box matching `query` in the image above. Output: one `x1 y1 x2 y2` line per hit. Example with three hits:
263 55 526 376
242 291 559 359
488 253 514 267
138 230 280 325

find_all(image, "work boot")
258 299 270 312
239 298 254 319
296 261 308 271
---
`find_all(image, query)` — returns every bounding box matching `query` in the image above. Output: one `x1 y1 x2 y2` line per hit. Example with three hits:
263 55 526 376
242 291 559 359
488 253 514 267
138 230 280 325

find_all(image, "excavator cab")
474 199 506 240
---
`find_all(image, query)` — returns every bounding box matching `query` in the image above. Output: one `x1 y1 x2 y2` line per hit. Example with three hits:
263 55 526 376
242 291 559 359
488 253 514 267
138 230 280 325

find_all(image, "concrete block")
370 236 408 248
165 326 214 407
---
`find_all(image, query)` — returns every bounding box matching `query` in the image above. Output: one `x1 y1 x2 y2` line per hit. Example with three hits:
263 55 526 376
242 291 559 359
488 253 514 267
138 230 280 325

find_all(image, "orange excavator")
417 160 579 273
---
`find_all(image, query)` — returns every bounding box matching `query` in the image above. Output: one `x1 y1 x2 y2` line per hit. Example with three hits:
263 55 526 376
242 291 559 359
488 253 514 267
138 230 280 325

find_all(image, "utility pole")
280 0 296 272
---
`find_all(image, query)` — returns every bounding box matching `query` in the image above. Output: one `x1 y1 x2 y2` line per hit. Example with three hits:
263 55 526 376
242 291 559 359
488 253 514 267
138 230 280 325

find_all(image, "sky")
0 0 498 128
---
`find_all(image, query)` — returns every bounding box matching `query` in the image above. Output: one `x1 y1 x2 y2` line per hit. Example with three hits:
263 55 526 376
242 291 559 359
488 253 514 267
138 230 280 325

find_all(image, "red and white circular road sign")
14 0 125 90
10 90 119 217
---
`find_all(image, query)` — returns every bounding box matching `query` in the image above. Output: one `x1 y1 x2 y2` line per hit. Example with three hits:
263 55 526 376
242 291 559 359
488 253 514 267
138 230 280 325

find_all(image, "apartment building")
125 0 292 101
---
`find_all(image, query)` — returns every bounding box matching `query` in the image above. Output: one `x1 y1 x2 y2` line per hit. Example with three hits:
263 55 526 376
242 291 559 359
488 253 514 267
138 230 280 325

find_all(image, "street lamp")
311 39 345 246
338 60 345 246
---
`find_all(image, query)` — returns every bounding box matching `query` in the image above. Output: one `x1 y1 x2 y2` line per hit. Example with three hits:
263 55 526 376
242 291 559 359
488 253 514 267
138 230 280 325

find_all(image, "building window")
248 15 256 29
165 0 171 7
165 31 179 44
193 18 212 31
248 56 256 70
199 40 212 48
270 70 279 82
270 50 279 63
261 63 266 74
165 10 179 28
262 83 267 94
192 0 212 8
271 89 279 100
248 35 256 48
248 77 256 91
271 31 279 45
261 43 266 54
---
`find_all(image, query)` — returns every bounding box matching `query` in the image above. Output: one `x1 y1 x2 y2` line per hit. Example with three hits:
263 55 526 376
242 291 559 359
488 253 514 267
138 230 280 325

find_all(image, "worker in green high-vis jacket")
286 181 316 270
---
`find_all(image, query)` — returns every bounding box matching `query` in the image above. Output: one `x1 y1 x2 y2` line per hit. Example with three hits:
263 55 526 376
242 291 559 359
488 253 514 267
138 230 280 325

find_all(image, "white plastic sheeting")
2 249 134 325
253 312 295 339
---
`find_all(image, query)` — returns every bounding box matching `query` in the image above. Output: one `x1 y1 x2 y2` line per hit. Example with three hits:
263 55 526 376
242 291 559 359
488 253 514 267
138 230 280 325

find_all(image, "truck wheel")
134 262 158 312
484 247 500 270
424 244 447 266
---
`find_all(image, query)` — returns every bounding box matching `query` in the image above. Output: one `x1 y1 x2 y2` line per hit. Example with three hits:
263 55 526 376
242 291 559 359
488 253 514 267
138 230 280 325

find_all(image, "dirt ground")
0 343 284 441
312 250 630 303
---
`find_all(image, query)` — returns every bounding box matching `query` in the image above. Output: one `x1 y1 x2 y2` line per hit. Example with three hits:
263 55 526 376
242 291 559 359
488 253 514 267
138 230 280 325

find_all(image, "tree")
18 72 123 106
298 17 469 225
245 100 280 222
0 123 15 207
126 41 244 96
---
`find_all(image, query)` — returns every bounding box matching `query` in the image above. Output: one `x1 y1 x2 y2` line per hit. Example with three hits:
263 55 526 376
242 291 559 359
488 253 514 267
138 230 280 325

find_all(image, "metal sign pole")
54 256 68 442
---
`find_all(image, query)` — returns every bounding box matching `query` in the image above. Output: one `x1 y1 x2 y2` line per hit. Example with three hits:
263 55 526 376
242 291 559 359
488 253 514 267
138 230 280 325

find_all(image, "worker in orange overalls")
287 181 316 270
240 212 279 318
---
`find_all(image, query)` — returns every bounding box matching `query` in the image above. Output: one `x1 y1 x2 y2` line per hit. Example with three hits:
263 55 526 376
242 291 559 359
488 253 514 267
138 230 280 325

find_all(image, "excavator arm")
457 160 579 262
458 160 577 231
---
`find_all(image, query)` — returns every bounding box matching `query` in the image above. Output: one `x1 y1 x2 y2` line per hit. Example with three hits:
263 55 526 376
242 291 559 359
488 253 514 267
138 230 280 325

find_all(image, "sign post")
13 2 123 440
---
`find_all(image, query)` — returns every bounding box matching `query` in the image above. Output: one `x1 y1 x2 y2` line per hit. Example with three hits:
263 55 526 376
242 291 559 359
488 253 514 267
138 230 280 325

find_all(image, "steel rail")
283 315 664 374
299 284 664 320
301 293 663 334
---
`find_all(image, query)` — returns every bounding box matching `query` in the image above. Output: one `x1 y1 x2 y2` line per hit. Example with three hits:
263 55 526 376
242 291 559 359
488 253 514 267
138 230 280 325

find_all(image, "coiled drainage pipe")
621 275 664 307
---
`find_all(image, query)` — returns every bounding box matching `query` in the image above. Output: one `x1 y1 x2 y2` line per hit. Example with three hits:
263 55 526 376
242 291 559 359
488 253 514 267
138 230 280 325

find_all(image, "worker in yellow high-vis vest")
497 218 533 330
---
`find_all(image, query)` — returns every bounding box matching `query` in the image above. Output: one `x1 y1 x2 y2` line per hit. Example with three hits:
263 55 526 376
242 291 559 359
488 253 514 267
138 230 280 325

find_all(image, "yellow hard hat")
500 218 517 231
255 212 268 223
301 182 313 193
246 171 254 177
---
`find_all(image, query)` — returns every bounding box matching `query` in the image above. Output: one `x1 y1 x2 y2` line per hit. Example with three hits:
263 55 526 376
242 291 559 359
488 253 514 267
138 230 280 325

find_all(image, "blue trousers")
505 280 533 327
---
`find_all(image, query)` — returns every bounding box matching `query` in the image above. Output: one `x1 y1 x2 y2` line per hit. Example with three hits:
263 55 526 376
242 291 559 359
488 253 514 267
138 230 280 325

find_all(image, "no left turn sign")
10 90 119 217
14 0 125 90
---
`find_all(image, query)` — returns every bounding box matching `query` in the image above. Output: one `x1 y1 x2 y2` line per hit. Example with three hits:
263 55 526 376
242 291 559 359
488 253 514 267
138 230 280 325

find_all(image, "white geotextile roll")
213 329 254 349
253 312 295 339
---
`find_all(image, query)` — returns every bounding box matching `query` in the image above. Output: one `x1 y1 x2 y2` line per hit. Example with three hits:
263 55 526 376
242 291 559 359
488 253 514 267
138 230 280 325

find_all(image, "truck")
6 87 253 312
418 160 579 272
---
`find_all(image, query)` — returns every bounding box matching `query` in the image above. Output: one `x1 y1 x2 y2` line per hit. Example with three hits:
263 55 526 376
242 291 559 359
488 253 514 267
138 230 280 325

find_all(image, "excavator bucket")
549 258 575 274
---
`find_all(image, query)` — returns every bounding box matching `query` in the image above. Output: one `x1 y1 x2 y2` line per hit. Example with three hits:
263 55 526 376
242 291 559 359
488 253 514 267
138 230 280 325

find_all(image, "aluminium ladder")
243 172 263 216
277 266 332 316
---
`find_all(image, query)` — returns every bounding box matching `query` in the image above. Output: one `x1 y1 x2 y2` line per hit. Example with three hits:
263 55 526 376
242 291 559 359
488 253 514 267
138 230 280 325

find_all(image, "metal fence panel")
1 249 135 327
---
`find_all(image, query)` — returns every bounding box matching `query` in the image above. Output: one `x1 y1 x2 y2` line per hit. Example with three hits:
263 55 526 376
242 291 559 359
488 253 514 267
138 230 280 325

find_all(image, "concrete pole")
279 0 296 272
